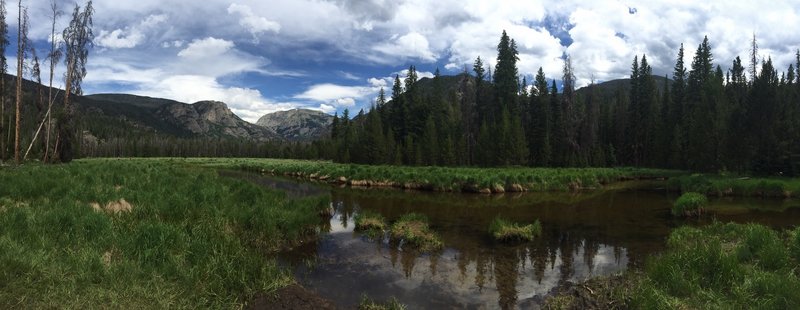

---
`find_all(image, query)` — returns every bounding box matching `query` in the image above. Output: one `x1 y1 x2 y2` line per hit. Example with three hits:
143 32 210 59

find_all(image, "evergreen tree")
494 30 520 115
530 67 551 166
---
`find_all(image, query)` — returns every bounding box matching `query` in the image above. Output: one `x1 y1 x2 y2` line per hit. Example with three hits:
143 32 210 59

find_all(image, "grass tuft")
672 192 707 217
354 210 387 236
390 213 443 251
488 217 542 242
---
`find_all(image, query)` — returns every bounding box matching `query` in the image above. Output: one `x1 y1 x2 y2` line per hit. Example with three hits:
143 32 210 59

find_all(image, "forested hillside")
325 32 800 175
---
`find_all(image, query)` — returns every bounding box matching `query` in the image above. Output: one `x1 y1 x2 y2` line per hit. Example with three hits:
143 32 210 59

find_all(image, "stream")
226 171 800 309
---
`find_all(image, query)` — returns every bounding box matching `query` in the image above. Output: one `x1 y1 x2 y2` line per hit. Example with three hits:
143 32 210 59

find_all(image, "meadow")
0 158 329 308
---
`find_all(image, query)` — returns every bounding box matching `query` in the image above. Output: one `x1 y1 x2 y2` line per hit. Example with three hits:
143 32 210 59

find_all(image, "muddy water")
235 173 800 309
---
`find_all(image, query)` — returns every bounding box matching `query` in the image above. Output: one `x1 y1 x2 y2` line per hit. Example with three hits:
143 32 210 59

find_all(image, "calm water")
230 172 800 309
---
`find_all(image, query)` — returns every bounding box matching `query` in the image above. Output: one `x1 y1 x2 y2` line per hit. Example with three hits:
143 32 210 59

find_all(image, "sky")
10 0 800 123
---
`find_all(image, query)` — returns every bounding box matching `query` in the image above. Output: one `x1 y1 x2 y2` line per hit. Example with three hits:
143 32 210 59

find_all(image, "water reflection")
231 174 800 309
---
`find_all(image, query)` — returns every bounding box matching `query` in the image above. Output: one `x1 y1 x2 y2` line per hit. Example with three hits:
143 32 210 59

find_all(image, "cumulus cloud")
16 0 799 120
96 14 167 49
227 3 281 43
374 32 438 62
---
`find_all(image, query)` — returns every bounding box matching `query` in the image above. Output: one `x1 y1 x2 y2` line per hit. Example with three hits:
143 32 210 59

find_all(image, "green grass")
179 157 679 193
545 223 800 309
389 213 443 252
488 217 542 242
672 192 708 217
354 210 387 238
358 294 406 310
0 158 329 308
667 174 800 198
632 222 800 309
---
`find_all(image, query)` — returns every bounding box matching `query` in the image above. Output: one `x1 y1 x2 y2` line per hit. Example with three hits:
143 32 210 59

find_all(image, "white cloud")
178 37 234 58
16 0 799 120
96 14 167 49
227 3 281 43
374 32 437 62
295 84 372 102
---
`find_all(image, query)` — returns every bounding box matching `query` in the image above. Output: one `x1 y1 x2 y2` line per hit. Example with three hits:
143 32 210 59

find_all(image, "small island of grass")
354 210 387 238
489 217 542 242
672 192 708 217
390 213 443 251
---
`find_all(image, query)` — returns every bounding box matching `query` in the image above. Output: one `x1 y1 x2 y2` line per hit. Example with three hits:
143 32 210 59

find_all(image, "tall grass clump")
390 213 442 251
672 192 707 217
488 217 542 242
354 210 387 238
0 159 328 308
633 223 800 309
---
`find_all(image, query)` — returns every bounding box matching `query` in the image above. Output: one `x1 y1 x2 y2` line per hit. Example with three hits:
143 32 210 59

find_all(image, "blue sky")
11 0 800 122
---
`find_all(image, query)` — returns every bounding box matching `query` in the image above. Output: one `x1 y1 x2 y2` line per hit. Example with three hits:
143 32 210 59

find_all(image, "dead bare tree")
0 0 5 162
44 0 62 163
14 0 29 164
24 51 46 161
57 0 93 163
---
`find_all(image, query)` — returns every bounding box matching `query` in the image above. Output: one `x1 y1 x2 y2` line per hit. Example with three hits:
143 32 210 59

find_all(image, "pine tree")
685 36 716 171
549 79 562 166
494 30 520 115
530 67 551 166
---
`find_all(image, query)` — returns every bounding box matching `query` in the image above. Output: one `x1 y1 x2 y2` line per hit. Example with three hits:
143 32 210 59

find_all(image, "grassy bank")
545 222 800 309
667 174 800 198
177 158 680 193
0 159 329 308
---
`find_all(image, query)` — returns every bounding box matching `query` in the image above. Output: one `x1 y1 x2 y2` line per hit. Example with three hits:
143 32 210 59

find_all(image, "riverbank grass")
634 223 800 309
672 192 708 217
488 217 542 242
390 213 443 251
197 158 679 193
0 159 328 308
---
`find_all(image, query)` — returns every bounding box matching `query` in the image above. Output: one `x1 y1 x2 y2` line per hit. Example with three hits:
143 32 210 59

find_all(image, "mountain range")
74 93 332 142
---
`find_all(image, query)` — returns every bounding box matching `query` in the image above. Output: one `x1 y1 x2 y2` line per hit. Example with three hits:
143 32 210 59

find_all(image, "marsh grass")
354 210 387 238
672 192 707 217
668 174 800 198
488 217 542 242
183 158 679 193
0 159 329 308
358 294 406 310
390 213 443 251
633 222 800 309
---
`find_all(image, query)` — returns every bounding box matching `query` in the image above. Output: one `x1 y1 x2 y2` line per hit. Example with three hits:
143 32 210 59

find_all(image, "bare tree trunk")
44 0 60 163
24 90 58 160
0 77 4 161
13 0 20 164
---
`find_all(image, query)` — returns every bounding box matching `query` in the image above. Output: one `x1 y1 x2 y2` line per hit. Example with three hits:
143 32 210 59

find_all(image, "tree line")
327 31 800 175
0 0 93 165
